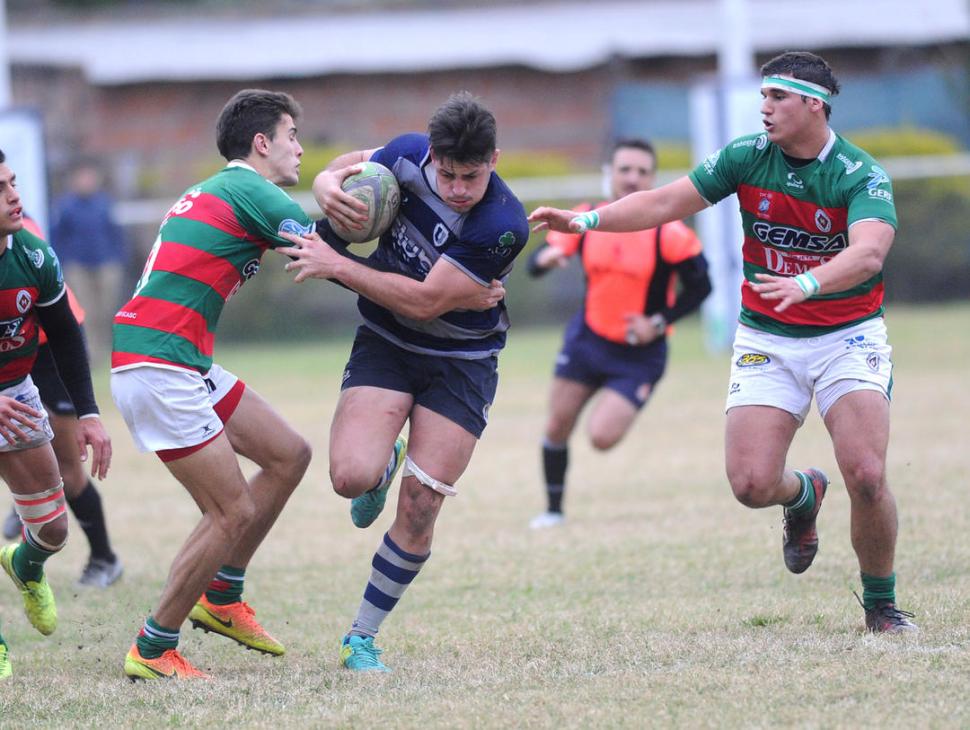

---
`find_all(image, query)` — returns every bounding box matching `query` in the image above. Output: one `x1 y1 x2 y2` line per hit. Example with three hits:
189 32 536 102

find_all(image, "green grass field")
1 304 968 728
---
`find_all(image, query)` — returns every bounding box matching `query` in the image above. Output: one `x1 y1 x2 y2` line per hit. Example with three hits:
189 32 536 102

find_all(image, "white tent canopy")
7 0 970 85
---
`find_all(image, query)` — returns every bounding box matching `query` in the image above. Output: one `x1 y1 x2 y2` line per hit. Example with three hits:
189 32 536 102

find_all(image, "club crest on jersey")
757 195 772 217
15 290 31 314
814 209 832 233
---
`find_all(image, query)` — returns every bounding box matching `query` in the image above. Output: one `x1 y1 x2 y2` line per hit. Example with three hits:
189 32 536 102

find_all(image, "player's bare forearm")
751 221 893 312
278 232 503 319
325 149 374 172
530 177 706 233
813 221 893 293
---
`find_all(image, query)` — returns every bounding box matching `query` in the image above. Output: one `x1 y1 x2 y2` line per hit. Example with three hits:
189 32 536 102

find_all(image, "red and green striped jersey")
112 162 313 374
689 130 896 337
0 228 66 388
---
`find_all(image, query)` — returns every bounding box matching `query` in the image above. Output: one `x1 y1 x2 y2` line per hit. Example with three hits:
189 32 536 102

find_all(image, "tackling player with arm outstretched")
531 51 916 634
112 89 317 680
279 91 529 672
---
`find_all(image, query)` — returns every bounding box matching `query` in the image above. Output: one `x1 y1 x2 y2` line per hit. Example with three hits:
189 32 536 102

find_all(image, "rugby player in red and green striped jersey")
0 149 111 680
112 90 314 680
530 51 916 634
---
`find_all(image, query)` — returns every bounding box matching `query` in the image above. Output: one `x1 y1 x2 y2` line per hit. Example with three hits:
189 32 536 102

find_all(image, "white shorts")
110 364 241 452
725 318 892 423
0 376 54 452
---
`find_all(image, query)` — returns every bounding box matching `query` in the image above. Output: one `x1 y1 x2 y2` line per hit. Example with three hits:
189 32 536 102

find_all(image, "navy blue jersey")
363 133 528 359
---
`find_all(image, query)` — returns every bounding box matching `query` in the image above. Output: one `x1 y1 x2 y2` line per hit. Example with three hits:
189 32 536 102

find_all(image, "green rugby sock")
205 565 245 605
13 539 55 583
136 616 179 660
861 572 896 609
784 471 816 516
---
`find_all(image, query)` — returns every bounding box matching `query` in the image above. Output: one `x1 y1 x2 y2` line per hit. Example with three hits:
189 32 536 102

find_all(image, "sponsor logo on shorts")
15 290 31 314
498 231 516 247
342 369 351 383
867 353 880 371
843 334 878 350
729 382 741 394
736 353 770 367
482 403 490 423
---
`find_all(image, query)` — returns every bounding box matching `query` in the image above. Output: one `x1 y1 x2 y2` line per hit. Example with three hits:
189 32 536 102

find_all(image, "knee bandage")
13 481 67 550
402 457 457 497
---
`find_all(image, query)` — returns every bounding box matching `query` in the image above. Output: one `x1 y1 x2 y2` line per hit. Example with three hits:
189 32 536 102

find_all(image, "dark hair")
215 89 302 161
0 149 5 164
428 91 497 164
760 51 840 119
610 138 656 166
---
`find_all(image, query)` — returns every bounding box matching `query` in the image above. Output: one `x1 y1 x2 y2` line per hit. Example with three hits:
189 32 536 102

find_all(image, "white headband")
761 74 832 104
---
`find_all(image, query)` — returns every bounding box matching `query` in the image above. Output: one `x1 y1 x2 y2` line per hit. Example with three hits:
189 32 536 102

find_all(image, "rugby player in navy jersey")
278 91 528 671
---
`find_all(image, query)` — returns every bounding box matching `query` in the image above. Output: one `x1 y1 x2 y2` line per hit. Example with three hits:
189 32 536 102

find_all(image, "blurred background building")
2 0 968 342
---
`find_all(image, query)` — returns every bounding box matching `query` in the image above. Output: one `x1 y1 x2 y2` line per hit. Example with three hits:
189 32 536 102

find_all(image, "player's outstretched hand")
749 273 808 313
77 416 111 480
312 165 370 234
276 230 345 283
0 395 42 446
528 206 586 233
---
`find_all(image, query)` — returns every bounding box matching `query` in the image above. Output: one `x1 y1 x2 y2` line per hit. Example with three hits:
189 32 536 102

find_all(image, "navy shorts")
31 343 76 416
341 326 499 438
554 314 668 408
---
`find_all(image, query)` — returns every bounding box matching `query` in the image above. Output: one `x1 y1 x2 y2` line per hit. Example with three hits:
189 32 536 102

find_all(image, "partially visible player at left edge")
0 148 111 681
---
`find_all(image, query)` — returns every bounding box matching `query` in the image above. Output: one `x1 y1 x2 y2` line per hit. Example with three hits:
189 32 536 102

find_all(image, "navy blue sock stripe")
382 532 430 564
372 553 421 585
363 583 398 612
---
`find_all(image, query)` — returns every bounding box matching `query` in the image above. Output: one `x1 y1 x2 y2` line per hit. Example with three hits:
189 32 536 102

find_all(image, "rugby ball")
329 161 401 243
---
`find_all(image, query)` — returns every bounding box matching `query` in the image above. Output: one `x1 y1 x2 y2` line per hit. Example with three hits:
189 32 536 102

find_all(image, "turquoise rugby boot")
351 436 407 529
340 634 390 672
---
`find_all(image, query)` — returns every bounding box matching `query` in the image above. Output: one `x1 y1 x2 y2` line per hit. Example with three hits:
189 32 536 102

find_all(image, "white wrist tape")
402 456 457 497
793 271 821 298
572 210 600 234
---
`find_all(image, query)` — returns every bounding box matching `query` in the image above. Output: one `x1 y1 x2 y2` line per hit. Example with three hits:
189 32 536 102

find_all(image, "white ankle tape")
13 481 67 550
402 457 457 497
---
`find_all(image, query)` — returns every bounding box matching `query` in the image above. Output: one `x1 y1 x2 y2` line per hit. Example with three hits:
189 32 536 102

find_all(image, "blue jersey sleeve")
370 133 430 169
